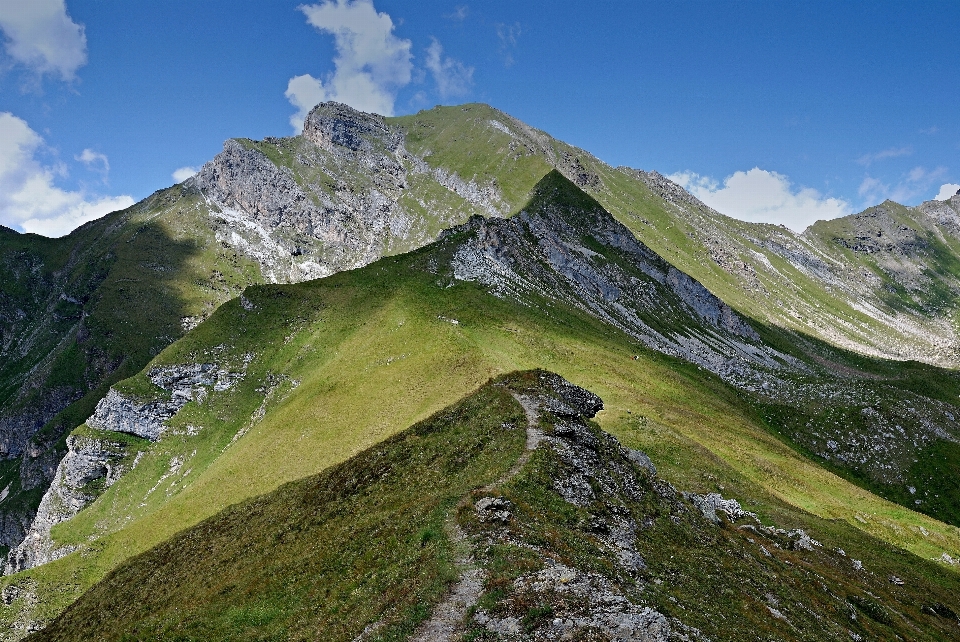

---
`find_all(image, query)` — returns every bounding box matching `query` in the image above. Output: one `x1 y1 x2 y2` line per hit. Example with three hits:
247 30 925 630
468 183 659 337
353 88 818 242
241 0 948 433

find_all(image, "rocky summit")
1 102 960 640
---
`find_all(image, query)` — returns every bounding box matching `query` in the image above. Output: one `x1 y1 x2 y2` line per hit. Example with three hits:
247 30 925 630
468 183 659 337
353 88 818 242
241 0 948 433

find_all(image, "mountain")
29 371 960 641
1 101 960 637
0 102 518 556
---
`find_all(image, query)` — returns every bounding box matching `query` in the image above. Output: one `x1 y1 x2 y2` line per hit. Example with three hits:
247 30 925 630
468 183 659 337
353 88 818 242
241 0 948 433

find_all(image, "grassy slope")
0 186 265 547
3 237 960 633
35 380 528 641
392 105 960 526
393 104 960 363
30 372 960 641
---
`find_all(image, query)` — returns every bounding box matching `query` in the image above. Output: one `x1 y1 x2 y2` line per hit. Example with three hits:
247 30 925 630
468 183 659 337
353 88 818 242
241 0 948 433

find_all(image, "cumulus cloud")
171 166 198 183
0 113 133 237
0 0 87 80
285 0 413 131
669 168 852 232
425 38 473 99
857 166 948 205
934 183 960 201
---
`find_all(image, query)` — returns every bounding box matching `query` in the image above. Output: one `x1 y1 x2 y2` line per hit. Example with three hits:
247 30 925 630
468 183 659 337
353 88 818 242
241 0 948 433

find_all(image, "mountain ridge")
2 101 960 638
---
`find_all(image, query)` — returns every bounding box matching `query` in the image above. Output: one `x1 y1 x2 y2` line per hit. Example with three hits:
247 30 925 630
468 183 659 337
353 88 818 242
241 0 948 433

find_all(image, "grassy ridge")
4 239 960 634
34 381 527 641
30 371 960 641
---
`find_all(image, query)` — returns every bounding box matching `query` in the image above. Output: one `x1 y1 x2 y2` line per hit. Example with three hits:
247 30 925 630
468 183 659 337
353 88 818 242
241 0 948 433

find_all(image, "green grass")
32 379 528 641
5 233 960 635
31 371 960 641
4 102 960 637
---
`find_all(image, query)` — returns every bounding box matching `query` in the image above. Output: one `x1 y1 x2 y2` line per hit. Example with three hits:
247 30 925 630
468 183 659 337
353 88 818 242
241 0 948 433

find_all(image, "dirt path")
407 392 541 642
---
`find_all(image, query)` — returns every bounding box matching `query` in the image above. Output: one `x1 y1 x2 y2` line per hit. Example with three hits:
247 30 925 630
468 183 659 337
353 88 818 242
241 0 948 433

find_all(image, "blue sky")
1 0 958 235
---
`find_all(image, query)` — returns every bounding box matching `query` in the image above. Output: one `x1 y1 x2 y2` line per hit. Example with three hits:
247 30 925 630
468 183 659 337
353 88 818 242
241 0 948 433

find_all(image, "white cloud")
172 166 198 183
0 112 134 237
0 0 86 80
286 0 413 131
858 166 948 205
669 168 852 232
76 148 109 180
496 22 521 67
447 5 469 21
857 147 913 167
425 38 473 99
285 74 330 131
935 183 960 201
856 146 911 166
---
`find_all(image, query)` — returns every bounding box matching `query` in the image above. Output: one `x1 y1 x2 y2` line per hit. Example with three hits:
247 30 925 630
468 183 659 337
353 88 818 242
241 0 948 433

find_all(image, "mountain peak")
302 101 399 153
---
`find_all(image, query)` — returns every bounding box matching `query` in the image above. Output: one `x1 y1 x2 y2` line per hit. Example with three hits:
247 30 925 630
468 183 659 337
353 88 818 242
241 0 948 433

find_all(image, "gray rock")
85 389 180 441
5 432 133 574
625 448 657 475
475 497 512 523
688 493 750 523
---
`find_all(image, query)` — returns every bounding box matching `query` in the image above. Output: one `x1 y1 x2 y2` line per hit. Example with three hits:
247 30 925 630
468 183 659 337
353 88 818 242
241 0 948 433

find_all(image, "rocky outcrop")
87 364 241 441
85 389 180 441
5 361 247 575
191 102 505 284
302 101 400 154
445 171 788 389
4 431 136 574
468 373 708 641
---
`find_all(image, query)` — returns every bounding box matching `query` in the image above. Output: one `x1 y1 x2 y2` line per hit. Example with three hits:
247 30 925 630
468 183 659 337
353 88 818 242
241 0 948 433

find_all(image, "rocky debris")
889 575 905 586
938 552 958 565
687 493 752 523
473 561 703 641
475 496 513 523
788 529 821 551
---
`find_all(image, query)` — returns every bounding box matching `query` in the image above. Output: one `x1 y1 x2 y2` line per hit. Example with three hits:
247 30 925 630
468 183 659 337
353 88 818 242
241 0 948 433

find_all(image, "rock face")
190 102 505 284
443 171 784 390
468 372 707 641
5 362 246 574
84 389 180 441
4 431 135 574
302 101 399 153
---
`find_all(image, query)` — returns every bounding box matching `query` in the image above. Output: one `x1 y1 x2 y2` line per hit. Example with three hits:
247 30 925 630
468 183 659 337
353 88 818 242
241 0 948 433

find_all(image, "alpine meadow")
0 100 958 640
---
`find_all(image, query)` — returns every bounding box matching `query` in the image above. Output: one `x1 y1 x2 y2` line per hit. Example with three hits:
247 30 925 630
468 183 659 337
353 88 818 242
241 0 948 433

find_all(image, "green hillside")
3 175 960 636
31 372 960 641
393 104 960 368
0 187 263 556
5 101 960 567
